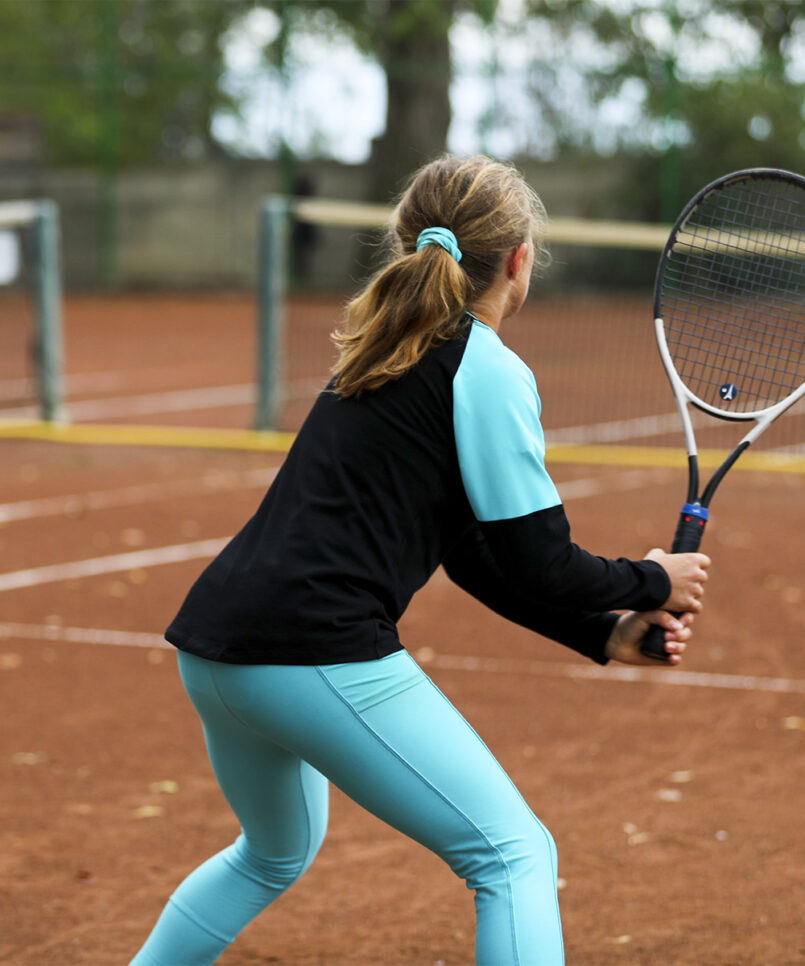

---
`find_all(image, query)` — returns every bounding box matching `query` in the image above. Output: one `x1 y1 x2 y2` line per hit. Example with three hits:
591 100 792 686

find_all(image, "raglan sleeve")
452 323 670 613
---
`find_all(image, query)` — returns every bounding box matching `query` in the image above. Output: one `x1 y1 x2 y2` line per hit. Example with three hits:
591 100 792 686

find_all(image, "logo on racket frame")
719 382 738 401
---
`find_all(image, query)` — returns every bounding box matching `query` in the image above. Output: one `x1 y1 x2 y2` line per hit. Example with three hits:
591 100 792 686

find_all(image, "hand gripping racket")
640 168 805 661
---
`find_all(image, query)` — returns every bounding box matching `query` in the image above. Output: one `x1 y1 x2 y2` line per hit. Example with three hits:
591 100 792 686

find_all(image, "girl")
131 155 709 966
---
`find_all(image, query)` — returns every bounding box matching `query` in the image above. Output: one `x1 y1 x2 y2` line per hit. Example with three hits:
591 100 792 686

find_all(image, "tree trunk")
368 0 454 202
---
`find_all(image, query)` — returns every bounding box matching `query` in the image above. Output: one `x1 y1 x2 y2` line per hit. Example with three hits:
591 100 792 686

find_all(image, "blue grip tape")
681 503 709 521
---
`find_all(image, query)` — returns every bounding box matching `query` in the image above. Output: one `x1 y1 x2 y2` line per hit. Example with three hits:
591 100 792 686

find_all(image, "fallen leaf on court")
557 877 567 890
782 587 802 604
415 646 435 663
11 751 47 765
147 649 165 665
781 716 805 730
715 528 750 549
627 832 651 846
121 528 146 547
127 568 149 585
104 580 129 598
134 805 164 819
622 822 638 835
715 830 728 841
63 498 87 519
0 653 22 670
66 803 94 816
149 780 179 795
607 935 632 945
656 788 683 803
669 770 694 783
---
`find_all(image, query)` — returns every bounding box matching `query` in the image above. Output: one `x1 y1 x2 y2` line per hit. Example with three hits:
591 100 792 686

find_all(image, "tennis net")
259 197 805 461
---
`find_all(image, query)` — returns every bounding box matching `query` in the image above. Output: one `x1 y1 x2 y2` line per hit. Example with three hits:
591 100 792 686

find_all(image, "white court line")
0 470 667 592
546 402 803 446
3 391 683 440
0 370 128 401
556 467 669 500
0 466 652 527
773 442 805 455
0 467 279 524
547 412 685 445
0 384 256 422
2 620 803 694
0 538 229 592
429 654 805 695
0 376 326 419
0 621 169 649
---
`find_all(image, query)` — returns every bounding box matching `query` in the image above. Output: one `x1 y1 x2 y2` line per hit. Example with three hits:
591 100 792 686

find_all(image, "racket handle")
639 503 708 662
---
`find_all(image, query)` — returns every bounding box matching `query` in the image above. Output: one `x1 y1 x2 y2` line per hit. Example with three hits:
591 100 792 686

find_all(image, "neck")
467 291 506 332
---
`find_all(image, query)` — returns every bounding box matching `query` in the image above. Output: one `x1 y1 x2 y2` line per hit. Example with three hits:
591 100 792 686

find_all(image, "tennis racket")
640 167 805 662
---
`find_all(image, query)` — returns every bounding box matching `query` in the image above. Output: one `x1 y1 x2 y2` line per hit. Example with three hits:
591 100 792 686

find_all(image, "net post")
256 196 290 431
33 201 64 422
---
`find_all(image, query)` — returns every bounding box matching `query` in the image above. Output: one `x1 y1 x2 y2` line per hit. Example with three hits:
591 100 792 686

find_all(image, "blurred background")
1 0 803 291
1 0 804 447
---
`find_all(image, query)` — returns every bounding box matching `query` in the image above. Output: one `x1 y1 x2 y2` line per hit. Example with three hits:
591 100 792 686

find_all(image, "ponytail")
331 155 548 397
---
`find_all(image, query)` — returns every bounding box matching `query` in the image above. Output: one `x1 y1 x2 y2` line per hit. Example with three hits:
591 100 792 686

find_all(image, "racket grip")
639 504 708 662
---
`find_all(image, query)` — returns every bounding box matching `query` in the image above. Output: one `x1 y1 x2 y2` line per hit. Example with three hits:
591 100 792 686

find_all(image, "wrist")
602 613 625 663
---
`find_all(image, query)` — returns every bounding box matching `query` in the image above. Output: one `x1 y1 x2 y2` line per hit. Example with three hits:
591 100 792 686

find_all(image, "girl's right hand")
644 547 711 613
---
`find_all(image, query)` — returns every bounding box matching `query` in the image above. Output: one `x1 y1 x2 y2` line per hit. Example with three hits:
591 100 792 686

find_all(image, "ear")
506 242 529 279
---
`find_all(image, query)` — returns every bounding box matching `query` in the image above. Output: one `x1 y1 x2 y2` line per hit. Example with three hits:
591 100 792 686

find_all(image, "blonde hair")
331 154 549 397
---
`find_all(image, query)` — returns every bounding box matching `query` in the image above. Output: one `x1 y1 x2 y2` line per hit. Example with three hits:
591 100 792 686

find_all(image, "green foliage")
524 0 805 215
0 0 249 166
2 0 802 200
254 0 498 198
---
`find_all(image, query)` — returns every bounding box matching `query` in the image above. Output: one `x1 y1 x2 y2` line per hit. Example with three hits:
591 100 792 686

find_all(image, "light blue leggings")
130 649 564 966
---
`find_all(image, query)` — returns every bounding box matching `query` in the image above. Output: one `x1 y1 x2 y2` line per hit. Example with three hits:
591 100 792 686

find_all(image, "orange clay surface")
0 293 803 965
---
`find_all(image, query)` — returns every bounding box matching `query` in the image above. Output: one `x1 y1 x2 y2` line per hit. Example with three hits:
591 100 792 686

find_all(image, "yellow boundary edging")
0 421 297 453
2 421 804 475
547 443 805 474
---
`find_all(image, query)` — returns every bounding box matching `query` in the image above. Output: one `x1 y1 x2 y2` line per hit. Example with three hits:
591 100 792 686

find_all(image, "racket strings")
660 176 805 412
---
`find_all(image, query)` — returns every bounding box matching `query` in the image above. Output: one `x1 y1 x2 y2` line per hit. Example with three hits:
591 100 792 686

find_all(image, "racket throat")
685 454 699 504
700 439 751 506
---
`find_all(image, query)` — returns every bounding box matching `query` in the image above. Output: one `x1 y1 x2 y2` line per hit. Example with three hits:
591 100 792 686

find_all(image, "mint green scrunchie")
415 227 462 262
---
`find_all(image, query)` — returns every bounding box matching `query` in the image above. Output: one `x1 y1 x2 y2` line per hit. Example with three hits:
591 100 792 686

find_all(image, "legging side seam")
167 896 235 945
313 665 521 966
419 671 564 949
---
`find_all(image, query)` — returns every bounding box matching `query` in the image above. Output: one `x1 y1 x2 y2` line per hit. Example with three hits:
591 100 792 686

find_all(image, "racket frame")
654 315 805 506
641 166 805 660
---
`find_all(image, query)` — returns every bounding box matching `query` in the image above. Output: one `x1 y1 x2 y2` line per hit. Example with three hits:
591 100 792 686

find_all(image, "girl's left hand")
604 610 694 666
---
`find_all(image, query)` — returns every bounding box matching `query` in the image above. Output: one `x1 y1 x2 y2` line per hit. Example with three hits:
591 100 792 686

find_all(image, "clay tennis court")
1 293 804 965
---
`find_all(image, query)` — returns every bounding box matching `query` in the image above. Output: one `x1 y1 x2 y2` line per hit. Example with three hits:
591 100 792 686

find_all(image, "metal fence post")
256 196 290 431
33 201 64 422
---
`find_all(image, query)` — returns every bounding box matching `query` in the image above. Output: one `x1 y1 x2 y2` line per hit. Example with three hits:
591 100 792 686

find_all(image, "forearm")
442 524 619 663
478 505 670 612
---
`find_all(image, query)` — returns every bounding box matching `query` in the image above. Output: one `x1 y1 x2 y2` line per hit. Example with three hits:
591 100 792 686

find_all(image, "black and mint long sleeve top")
166 317 669 665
